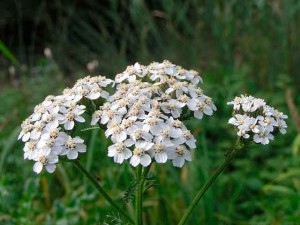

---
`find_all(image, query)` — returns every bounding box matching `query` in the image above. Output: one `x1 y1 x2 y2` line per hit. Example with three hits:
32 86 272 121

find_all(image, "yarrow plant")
18 60 287 225
227 95 288 144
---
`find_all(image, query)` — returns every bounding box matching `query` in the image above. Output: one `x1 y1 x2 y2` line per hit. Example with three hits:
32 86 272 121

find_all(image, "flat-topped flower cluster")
18 76 113 173
227 95 288 145
99 61 216 167
19 61 216 173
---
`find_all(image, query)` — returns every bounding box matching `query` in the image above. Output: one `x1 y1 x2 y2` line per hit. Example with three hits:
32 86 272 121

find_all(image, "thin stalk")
135 164 151 225
178 145 243 225
72 160 134 224
135 165 143 225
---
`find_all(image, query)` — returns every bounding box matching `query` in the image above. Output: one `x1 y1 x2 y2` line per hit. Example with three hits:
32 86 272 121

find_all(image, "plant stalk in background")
178 140 245 225
72 159 134 224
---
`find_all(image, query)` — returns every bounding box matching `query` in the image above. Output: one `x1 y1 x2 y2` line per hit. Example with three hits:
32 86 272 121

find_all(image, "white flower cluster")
18 76 113 173
227 95 288 145
94 60 216 167
19 60 216 173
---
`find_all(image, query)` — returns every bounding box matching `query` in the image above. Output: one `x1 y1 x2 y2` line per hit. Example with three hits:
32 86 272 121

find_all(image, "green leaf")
292 133 300 156
0 40 18 64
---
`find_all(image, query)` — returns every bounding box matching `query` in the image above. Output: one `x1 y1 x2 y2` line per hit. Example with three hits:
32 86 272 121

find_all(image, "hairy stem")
178 143 244 225
72 159 134 224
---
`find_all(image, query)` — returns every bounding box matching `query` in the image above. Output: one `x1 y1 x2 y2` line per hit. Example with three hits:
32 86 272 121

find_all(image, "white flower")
187 98 215 119
167 145 192 167
228 114 249 127
165 81 189 98
41 111 63 130
127 122 153 142
105 123 127 143
24 140 39 160
61 136 87 160
244 117 259 133
59 105 86 130
30 121 46 140
111 99 129 115
149 142 169 163
37 130 66 155
182 70 202 84
130 141 153 167
177 130 196 148
253 127 274 145
33 152 59 174
227 96 243 110
161 99 185 118
152 122 182 146
108 140 133 163
31 104 47 121
101 109 122 125
257 116 277 132
85 83 110 100
277 119 287 134
18 120 34 142
91 110 102 125
142 117 164 134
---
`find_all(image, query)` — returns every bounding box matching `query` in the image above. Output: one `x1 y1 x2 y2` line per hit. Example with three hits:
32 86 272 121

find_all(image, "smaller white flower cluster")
18 76 113 173
93 60 216 167
227 95 288 145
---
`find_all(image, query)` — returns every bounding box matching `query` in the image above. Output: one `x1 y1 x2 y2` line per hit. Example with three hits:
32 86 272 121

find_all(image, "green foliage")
1 1 300 224
0 40 18 64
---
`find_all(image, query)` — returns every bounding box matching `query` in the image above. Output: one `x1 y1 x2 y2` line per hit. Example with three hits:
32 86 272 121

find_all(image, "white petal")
124 139 134 147
171 110 181 118
253 135 261 143
194 110 203 119
67 150 78 159
155 152 168 163
184 150 192 161
118 107 127 115
203 107 213 115
33 162 43 173
130 155 140 167
75 116 85 123
173 157 184 167
91 118 99 125
114 154 125 164
170 128 182 138
64 121 74 130
45 164 56 173
108 147 117 157
123 149 133 159
101 91 110 99
140 154 151 167
101 116 109 124
22 133 31 142
48 155 59 164
76 144 87 153
186 139 196 148
187 99 198 110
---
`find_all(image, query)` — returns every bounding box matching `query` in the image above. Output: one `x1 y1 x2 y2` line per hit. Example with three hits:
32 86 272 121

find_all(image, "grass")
0 1 300 224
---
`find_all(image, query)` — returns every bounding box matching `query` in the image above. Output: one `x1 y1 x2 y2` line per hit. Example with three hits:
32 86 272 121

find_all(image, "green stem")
72 160 134 224
135 165 151 225
178 144 243 225
135 166 143 225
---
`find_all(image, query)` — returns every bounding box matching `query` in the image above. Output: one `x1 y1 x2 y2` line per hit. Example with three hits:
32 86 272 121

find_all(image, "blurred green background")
0 1 300 224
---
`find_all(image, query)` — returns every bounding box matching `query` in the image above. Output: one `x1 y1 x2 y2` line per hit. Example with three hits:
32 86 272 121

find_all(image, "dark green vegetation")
1 1 300 224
